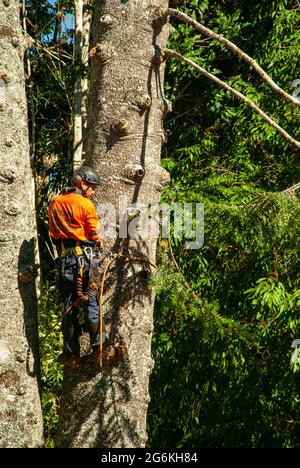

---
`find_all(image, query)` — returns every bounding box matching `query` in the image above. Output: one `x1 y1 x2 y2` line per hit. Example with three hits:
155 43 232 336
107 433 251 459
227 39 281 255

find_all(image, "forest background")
25 0 300 447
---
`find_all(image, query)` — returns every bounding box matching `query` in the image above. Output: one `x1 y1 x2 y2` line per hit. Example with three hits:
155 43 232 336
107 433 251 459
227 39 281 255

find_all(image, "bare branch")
163 49 300 151
166 8 300 109
282 181 300 194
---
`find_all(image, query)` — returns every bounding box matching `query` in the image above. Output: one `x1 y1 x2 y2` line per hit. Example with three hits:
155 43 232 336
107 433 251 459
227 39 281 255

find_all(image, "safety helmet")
73 166 101 186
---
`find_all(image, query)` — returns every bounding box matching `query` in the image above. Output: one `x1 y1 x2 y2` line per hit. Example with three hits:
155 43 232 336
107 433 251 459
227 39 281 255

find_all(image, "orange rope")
40 254 157 360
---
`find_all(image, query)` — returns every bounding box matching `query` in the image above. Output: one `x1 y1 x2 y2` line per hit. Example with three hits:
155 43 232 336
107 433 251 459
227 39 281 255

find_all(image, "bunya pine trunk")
0 0 44 448
56 0 170 448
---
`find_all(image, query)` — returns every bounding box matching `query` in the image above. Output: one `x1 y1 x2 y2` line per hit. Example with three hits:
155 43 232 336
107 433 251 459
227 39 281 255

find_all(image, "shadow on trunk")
18 238 41 386
56 238 153 448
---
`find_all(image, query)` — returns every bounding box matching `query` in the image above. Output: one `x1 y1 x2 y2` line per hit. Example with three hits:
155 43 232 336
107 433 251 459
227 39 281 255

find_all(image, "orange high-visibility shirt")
48 192 100 243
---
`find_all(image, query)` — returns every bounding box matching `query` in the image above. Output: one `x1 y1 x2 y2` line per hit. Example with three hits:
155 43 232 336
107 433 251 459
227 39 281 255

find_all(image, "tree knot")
89 43 112 63
150 6 169 30
99 14 114 29
152 45 166 66
123 163 145 182
111 119 129 136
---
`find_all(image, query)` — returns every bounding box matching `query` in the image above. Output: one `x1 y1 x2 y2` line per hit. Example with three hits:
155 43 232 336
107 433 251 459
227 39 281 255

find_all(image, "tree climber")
48 165 107 368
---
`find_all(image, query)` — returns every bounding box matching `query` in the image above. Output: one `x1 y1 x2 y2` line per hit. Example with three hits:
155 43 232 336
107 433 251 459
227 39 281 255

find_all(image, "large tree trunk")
56 0 170 448
73 0 84 169
73 0 91 169
0 0 44 448
81 0 91 159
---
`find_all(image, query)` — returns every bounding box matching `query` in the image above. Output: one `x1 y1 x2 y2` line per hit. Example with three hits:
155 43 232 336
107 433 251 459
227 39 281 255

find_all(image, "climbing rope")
40 252 157 365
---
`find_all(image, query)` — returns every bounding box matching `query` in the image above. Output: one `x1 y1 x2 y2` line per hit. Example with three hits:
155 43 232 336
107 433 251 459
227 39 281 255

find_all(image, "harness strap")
60 241 83 257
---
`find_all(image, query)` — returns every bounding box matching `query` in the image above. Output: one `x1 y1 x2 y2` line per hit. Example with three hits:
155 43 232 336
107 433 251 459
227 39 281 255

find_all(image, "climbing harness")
42 248 156 370
60 240 84 258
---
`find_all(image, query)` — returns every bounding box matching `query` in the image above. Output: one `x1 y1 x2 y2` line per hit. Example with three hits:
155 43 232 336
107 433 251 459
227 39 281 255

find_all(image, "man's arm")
85 202 104 250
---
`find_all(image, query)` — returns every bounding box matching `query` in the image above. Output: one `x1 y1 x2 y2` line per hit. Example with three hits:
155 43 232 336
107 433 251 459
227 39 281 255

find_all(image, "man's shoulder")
50 192 72 203
51 192 82 201
49 192 96 212
49 193 61 205
68 194 96 212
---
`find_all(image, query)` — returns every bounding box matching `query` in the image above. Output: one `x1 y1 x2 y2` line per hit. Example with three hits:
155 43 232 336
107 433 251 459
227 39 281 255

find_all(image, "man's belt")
53 239 95 257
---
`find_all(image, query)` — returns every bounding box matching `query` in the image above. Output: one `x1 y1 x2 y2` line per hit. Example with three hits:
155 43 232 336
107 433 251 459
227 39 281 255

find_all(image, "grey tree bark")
56 0 170 448
0 0 44 448
73 0 84 169
73 0 91 169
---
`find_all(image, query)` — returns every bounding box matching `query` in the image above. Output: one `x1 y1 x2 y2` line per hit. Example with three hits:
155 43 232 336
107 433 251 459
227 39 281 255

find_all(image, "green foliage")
147 0 300 448
26 0 76 193
149 226 300 447
39 284 64 447
165 0 300 192
25 1 76 280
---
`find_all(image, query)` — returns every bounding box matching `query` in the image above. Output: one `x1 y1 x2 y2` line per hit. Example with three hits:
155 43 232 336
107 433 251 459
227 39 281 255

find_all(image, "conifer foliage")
148 0 300 448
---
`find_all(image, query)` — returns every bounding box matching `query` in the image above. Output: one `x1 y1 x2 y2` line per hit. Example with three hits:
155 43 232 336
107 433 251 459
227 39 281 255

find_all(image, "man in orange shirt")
48 166 105 368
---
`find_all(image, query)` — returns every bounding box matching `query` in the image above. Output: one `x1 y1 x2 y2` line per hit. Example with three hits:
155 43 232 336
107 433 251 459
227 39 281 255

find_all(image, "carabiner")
83 246 93 260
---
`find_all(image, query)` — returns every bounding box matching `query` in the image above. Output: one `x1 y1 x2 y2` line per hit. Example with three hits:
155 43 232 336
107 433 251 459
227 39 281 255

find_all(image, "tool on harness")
83 246 93 260
76 255 98 302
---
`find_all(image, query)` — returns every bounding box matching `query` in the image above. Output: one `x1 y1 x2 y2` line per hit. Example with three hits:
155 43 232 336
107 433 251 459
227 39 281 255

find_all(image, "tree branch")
282 181 300 194
163 49 300 151
166 8 300 109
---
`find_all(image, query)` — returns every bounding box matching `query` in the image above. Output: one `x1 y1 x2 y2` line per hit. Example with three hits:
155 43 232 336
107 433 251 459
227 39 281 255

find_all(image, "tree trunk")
73 0 91 168
56 0 170 448
82 0 91 158
0 0 44 448
73 0 84 169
